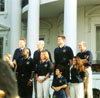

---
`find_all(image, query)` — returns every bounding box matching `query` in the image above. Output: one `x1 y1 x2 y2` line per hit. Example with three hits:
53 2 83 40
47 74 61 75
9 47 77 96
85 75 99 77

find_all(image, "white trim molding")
86 6 100 17
40 20 52 29
0 24 10 31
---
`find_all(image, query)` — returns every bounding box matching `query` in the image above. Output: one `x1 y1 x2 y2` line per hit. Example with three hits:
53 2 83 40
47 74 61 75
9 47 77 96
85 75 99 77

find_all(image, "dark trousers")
17 75 32 98
18 85 32 98
53 89 67 98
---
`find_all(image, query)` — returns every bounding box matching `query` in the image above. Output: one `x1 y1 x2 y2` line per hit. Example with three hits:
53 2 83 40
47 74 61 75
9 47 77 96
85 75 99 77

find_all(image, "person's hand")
54 87 61 91
37 78 45 83
13 60 16 65
5 57 10 62
27 80 32 86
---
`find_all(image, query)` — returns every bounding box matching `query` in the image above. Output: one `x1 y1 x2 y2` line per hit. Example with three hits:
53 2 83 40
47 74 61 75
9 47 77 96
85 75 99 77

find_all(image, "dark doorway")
0 37 3 59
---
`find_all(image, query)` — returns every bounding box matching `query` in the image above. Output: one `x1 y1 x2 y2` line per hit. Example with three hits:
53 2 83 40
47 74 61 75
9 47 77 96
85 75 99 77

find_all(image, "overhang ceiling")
22 0 100 20
78 0 100 6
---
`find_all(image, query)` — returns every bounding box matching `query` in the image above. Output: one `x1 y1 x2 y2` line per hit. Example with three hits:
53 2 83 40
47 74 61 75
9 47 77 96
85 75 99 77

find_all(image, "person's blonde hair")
80 41 86 47
40 50 50 61
4 53 11 61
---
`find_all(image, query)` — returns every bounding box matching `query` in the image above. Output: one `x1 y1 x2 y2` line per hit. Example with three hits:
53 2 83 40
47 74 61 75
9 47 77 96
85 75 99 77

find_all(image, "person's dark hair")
73 56 76 59
22 48 31 57
56 65 65 73
0 59 19 98
58 35 66 41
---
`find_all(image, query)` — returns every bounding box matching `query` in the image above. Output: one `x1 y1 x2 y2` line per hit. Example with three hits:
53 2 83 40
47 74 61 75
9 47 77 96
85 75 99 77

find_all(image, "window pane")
96 26 100 61
0 0 5 12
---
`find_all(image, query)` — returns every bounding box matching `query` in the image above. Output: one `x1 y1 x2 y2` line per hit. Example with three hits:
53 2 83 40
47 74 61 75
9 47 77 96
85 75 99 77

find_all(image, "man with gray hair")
33 40 52 64
32 40 52 98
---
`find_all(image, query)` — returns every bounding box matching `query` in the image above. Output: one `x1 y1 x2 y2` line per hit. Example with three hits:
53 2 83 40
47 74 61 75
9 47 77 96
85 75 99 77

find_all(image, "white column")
10 0 21 55
64 0 77 55
27 0 40 56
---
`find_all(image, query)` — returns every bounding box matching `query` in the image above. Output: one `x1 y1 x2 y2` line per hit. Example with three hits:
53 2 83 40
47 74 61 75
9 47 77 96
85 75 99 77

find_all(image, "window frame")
0 0 7 14
0 31 8 59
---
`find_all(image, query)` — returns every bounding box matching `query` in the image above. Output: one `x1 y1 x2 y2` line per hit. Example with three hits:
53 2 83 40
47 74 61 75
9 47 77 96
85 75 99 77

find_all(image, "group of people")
3 35 93 98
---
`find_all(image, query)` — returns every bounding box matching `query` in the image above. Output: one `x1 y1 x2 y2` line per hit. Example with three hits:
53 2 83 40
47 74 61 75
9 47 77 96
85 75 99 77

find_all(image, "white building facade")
1 0 100 96
0 0 100 61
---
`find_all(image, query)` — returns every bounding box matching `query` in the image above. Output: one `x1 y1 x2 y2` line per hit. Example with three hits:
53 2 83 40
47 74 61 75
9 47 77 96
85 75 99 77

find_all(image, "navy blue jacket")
54 45 74 68
33 49 52 66
77 50 93 66
36 60 52 76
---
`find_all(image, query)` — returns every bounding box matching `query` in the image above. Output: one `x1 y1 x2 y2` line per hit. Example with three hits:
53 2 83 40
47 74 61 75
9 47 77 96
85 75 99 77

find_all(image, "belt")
17 73 26 77
20 74 25 77
16 72 30 77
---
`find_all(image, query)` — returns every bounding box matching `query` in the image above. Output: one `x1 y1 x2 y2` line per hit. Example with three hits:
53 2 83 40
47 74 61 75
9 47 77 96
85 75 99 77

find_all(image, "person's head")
37 40 45 51
19 38 26 48
55 65 64 76
22 48 29 58
78 41 86 52
0 60 19 98
57 35 66 46
40 50 50 62
4 53 12 62
0 90 5 98
72 57 77 65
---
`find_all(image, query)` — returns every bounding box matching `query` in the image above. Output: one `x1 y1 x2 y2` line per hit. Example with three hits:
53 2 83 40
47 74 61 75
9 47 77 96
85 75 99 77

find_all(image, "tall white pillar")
27 0 40 56
10 0 21 55
64 0 77 55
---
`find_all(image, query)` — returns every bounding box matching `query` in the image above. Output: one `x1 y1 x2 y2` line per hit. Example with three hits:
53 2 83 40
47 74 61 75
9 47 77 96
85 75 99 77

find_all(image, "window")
0 0 5 12
0 37 3 59
39 35 45 41
39 38 44 41
22 0 28 8
96 26 100 61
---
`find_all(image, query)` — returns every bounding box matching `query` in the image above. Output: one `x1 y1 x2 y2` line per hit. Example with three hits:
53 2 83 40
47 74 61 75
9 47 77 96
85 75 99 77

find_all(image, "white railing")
92 73 100 90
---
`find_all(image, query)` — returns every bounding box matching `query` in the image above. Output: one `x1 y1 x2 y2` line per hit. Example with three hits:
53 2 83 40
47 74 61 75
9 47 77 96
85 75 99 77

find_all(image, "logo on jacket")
27 61 30 65
63 49 66 53
44 64 48 67
59 80 62 83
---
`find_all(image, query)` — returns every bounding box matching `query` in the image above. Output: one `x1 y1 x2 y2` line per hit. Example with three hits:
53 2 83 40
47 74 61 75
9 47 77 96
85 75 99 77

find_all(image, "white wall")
77 7 85 50
21 7 91 60
0 0 12 57
21 16 63 61
22 5 100 61
40 17 63 61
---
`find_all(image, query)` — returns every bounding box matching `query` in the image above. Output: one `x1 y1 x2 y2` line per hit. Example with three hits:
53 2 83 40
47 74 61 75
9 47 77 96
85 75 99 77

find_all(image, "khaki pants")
70 83 84 98
37 76 50 98
84 67 93 98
